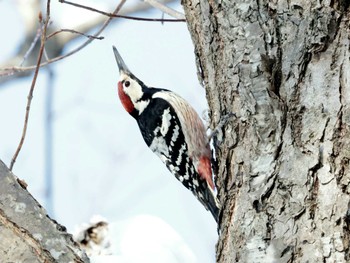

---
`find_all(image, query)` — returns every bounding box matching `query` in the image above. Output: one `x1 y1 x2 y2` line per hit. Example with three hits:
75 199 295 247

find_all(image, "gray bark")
182 0 350 262
0 160 88 262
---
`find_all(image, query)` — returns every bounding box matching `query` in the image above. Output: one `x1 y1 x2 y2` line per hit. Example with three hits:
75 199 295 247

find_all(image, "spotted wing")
137 97 219 222
137 98 197 189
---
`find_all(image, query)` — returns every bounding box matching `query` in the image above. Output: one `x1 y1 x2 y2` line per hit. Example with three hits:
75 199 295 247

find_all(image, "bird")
112 46 220 222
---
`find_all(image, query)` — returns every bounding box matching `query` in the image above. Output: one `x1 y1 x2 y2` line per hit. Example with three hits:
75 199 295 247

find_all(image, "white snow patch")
74 215 196 263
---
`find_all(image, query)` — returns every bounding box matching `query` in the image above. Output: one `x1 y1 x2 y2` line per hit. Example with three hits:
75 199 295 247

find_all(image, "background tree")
182 0 350 262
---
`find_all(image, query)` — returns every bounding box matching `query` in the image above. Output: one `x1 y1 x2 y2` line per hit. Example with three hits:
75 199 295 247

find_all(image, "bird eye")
124 81 130 88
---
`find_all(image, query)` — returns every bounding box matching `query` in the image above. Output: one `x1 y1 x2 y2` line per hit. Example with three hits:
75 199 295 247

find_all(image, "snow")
74 215 196 263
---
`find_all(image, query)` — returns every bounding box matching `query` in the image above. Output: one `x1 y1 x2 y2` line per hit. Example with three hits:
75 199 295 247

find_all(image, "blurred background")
0 0 217 262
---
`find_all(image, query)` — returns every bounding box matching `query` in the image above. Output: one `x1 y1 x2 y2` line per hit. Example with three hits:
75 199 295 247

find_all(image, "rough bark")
0 160 89 262
182 0 350 262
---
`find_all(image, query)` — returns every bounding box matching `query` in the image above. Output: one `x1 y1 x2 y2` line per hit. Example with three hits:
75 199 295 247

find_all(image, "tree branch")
0 0 127 77
10 2 51 171
0 159 89 262
9 0 128 170
144 0 185 19
59 0 186 22
20 25 42 66
47 29 104 40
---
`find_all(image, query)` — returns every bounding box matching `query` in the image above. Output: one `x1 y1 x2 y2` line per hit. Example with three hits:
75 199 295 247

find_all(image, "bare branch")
144 0 185 20
0 0 180 84
0 0 127 77
10 2 52 171
114 14 185 22
59 0 186 22
20 26 42 66
55 0 179 45
43 47 50 62
9 0 127 170
47 29 104 40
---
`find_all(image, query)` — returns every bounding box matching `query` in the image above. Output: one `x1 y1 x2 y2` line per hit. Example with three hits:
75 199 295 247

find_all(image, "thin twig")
47 29 104 40
20 26 42 66
144 0 185 19
9 0 128 170
59 0 186 22
44 65 55 216
0 0 127 77
43 46 50 61
10 3 51 171
10 0 128 170
115 14 185 22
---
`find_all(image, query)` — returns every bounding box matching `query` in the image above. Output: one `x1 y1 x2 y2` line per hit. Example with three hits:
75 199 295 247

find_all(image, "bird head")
113 46 149 117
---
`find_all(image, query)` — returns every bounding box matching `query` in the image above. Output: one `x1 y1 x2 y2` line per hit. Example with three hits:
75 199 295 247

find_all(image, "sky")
0 1 217 262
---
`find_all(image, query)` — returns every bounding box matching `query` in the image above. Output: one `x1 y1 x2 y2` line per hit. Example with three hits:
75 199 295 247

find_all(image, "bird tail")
198 182 221 223
207 188 221 223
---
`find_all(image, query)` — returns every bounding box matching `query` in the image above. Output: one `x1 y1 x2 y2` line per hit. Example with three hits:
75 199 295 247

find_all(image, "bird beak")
113 46 131 74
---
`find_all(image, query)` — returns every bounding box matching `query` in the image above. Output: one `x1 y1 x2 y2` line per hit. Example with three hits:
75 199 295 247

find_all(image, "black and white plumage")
112 46 220 222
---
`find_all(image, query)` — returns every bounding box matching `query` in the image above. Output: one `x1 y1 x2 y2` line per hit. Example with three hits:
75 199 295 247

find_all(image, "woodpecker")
113 46 220 222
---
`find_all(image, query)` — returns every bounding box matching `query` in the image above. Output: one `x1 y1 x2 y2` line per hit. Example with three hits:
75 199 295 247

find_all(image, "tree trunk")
0 160 88 262
182 0 350 262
